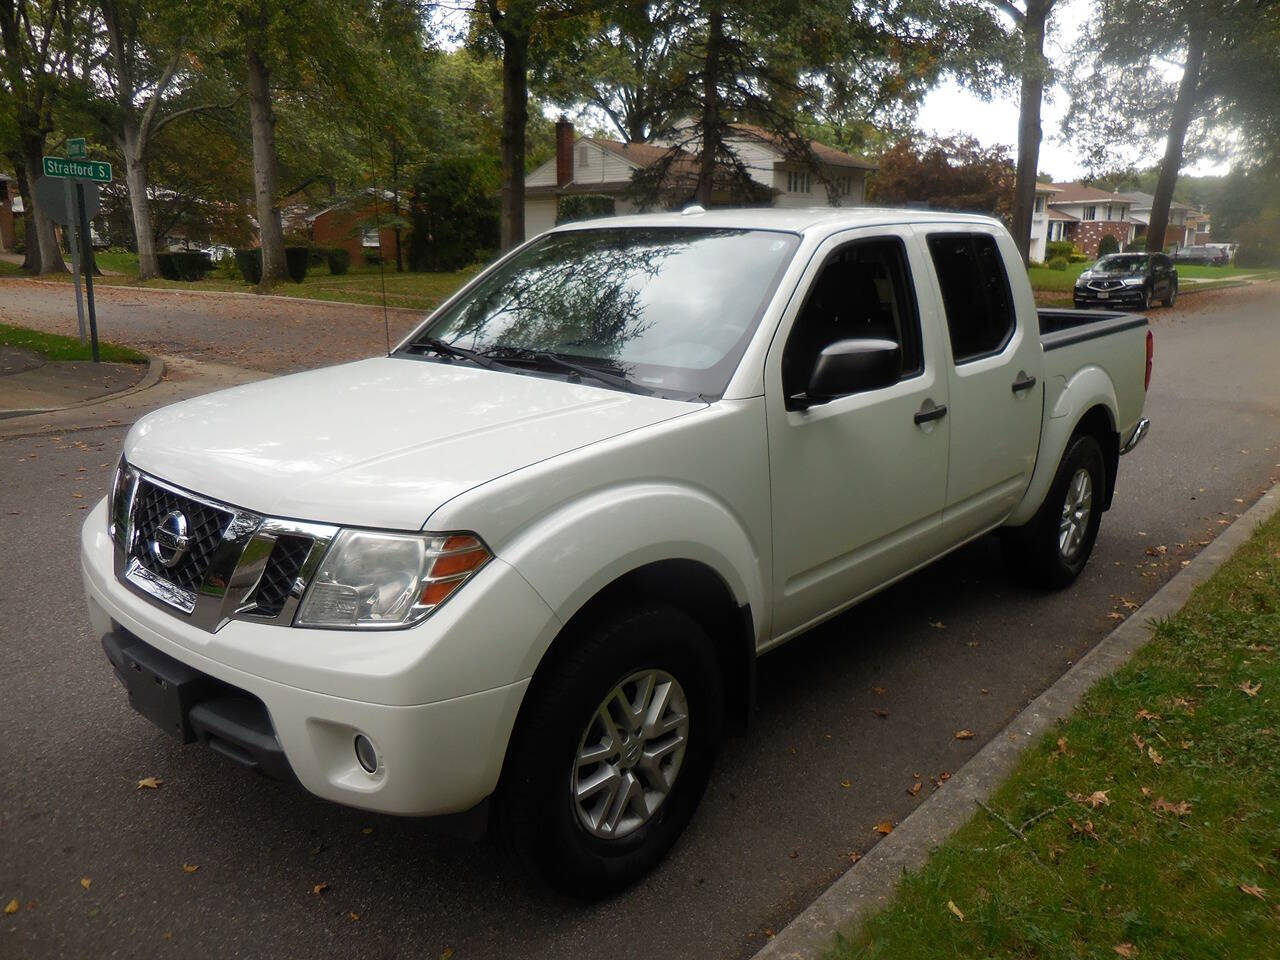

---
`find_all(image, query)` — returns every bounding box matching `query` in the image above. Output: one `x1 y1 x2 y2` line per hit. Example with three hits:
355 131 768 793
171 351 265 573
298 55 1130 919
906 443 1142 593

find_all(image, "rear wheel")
1001 433 1106 589
1162 280 1177 308
497 604 723 897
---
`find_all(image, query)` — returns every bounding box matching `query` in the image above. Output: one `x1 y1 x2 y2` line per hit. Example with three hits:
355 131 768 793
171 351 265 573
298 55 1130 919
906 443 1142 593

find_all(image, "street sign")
34 175 100 224
67 138 87 160
42 156 112 183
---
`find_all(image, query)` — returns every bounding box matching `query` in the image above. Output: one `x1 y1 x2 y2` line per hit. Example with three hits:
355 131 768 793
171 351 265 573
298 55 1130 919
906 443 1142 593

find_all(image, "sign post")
63 178 88 344
41 148 112 361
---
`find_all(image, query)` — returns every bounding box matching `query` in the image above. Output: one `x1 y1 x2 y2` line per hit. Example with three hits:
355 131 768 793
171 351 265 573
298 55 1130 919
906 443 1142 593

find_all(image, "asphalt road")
1 284 1277 959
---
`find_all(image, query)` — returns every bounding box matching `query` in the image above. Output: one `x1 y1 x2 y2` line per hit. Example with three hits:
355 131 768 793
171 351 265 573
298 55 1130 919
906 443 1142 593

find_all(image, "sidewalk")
0 345 155 418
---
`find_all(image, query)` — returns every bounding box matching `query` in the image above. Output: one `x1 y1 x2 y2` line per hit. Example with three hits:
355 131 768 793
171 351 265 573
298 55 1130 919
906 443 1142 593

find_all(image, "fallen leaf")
80 877 91 891
1247 644 1272 653
1108 612 1126 621
947 900 965 921
872 686 886 695
1054 737 1068 756
763 928 775 938
312 882 329 895
1068 817 1098 839
361 827 373 835
181 864 199 874
4 899 17 915
955 729 974 740
1135 709 1161 721
874 820 894 835
1132 733 1147 752
1152 797 1192 816
441 949 454 960
136 777 162 790
789 850 799 859
930 621 945 629
349 912 360 921
1240 681 1261 698
1239 884 1266 899
1148 746 1164 766
840 778 852 788
908 781 923 797
847 850 862 864
873 707 889 718
1141 786 1153 797
1070 789 1111 809
1114 944 1138 957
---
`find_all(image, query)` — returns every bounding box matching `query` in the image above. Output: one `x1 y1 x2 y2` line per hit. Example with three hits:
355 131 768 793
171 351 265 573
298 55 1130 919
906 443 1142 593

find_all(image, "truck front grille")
129 479 234 593
246 535 314 618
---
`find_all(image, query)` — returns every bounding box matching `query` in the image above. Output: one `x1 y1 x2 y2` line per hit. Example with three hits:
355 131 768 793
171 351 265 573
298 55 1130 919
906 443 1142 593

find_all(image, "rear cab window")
926 233 1016 364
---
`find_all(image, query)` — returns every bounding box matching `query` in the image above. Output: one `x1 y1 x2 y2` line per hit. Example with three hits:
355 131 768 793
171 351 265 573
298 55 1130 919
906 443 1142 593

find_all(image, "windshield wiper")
527 351 655 396
409 336 511 371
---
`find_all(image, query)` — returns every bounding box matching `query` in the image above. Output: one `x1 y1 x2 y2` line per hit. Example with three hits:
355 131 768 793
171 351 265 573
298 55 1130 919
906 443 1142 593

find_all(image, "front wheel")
1142 285 1154 310
1001 433 1106 589
497 605 723 897
1162 280 1177 308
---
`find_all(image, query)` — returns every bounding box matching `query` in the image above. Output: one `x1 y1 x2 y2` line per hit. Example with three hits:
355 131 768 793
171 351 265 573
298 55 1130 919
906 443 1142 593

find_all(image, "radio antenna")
368 128 392 356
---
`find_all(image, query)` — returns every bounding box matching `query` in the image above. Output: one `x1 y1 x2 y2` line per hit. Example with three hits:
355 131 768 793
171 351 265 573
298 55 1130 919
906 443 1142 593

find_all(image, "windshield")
1094 254 1148 273
398 226 800 400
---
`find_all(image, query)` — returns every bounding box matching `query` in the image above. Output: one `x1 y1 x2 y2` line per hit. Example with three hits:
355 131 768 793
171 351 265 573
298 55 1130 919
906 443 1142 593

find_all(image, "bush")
234 248 262 285
1047 256 1069 271
1045 240 1075 260
556 194 617 225
156 251 213 281
305 246 328 268
1097 234 1120 256
284 246 309 283
363 251 384 266
327 247 351 275
1068 252 1089 263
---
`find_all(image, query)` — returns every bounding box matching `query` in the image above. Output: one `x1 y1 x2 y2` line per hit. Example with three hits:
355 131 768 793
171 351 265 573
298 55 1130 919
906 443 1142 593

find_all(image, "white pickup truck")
83 208 1151 894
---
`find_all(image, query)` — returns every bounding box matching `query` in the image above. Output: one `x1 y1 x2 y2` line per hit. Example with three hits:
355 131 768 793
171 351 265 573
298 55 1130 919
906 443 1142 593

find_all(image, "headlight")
295 530 491 629
1120 277 1146 287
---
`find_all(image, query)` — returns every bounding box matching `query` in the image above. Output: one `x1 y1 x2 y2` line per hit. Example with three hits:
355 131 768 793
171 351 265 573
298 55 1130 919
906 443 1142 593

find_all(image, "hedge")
1047 256 1069 271
156 251 213 282
327 248 351 275
1045 240 1075 260
1097 234 1120 256
284 246 309 283
234 248 262 285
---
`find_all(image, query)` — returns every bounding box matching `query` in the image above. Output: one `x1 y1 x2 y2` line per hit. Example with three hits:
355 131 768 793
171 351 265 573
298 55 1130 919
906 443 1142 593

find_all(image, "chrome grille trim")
112 463 339 632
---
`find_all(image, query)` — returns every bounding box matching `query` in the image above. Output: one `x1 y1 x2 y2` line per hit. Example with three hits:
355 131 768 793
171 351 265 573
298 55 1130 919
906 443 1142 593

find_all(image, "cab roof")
547 205 1003 238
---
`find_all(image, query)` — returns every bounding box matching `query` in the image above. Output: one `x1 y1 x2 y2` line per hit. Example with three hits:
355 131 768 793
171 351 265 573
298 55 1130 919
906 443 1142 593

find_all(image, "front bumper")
1073 285 1147 308
82 502 556 816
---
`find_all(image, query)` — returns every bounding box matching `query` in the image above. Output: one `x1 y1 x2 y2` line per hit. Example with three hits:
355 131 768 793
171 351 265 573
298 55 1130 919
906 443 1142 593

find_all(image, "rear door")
919 228 1044 543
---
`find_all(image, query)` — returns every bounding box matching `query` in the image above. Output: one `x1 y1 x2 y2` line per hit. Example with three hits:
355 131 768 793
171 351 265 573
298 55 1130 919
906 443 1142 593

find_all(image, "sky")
915 0 1228 179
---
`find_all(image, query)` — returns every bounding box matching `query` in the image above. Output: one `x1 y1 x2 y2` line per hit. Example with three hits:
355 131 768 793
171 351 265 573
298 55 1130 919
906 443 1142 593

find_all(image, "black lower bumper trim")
102 629 296 782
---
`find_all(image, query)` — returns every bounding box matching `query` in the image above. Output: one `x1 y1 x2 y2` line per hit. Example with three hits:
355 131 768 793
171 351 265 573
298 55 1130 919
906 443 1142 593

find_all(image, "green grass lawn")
828 511 1280 959
1028 261 1091 293
0 320 147 363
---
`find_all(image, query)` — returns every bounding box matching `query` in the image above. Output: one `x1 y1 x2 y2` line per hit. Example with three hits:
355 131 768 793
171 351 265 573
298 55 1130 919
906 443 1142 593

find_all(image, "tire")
1162 280 1177 308
1001 433 1106 589
497 604 724 897
1142 285 1154 310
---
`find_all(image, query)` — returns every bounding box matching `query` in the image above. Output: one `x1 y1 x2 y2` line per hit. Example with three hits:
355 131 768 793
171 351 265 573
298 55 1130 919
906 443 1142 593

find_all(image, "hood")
124 357 695 530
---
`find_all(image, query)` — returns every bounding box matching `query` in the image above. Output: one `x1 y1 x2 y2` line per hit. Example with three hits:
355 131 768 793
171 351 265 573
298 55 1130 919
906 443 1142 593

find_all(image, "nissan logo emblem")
150 510 190 569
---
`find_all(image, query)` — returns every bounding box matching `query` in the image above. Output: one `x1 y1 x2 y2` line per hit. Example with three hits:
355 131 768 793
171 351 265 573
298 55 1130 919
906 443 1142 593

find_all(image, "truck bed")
1038 308 1147 351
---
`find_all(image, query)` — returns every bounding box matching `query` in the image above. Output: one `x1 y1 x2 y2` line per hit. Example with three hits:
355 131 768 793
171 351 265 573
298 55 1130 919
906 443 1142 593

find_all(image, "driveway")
1 284 1277 959
0 278 426 373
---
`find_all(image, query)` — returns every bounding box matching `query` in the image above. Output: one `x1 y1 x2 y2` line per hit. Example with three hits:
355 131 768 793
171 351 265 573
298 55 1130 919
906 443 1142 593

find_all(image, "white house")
1028 183 1062 263
522 119 876 241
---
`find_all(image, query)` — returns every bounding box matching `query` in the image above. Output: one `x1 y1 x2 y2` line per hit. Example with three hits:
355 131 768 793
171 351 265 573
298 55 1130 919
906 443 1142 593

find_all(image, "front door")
765 229 951 642
919 229 1044 542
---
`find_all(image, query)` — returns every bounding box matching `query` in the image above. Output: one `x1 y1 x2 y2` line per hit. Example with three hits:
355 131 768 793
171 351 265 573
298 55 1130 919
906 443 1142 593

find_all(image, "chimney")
555 116 574 187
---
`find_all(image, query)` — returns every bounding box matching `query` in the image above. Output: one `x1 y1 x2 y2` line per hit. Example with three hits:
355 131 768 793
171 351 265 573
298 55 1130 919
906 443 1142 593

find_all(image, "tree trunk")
245 40 287 286
21 137 66 274
695 3 724 207
498 28 529 251
1011 0 1050 265
1145 27 1206 254
10 160 39 272
121 124 160 279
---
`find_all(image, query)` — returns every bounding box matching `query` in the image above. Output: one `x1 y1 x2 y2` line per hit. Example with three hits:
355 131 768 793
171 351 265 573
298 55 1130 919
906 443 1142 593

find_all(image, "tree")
867 134 1015 217
1065 0 1280 254
88 0 234 278
0 0 69 273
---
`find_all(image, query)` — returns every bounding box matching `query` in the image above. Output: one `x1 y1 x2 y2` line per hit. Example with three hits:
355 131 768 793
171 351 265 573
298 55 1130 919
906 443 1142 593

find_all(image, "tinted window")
782 237 923 398
927 234 1015 364
405 227 799 400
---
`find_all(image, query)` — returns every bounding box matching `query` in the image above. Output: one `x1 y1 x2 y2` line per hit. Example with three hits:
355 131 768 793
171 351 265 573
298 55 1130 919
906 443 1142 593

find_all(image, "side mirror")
796 338 901 408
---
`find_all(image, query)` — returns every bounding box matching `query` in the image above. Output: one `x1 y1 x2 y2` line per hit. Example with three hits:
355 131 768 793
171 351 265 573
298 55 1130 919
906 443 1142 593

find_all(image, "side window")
781 237 924 399
926 233 1016 364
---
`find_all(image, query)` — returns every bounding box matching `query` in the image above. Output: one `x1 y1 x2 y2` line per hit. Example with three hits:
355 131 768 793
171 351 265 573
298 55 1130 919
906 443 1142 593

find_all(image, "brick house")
307 190 398 263
1118 191 1198 251
1045 183 1136 257
0 173 17 252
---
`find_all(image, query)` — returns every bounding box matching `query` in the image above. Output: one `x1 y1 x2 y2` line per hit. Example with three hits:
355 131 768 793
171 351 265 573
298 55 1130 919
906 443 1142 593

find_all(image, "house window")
362 227 380 247
578 145 589 168
1083 205 1097 221
788 171 811 193
1034 196 1045 213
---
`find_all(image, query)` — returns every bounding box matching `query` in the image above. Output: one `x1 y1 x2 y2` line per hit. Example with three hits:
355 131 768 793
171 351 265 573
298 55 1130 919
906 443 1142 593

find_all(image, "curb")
754 479 1280 960
0 354 164 420
19 277 428 314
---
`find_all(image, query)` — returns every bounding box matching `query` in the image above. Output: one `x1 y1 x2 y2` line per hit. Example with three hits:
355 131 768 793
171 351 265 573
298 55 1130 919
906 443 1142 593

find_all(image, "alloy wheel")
1059 467 1093 560
572 669 690 840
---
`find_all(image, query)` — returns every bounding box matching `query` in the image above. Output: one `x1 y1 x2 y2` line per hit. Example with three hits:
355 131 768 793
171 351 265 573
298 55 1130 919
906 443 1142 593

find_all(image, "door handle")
1011 374 1038 393
914 402 948 425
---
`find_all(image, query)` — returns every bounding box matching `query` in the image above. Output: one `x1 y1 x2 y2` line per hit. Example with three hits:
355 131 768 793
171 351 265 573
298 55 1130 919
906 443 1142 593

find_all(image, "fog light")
354 734 379 773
